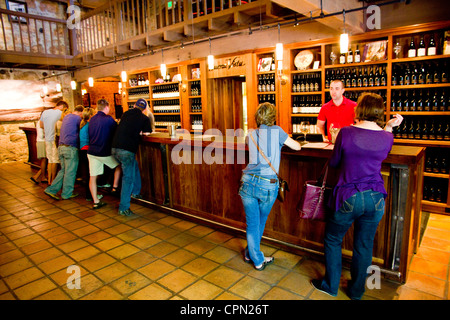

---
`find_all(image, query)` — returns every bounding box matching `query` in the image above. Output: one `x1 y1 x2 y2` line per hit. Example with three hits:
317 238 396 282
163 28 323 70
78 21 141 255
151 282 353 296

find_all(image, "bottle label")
347 56 353 63
408 49 416 58
417 48 426 57
427 47 436 56
355 55 360 63
340 56 346 64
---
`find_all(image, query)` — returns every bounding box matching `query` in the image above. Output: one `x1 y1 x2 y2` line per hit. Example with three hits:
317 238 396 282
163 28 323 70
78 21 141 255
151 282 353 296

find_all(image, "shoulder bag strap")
250 133 281 180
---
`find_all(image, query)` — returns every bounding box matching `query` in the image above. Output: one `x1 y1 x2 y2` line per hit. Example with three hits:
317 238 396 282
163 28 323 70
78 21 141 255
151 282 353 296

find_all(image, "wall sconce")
340 10 349 54
81 89 87 96
118 82 122 94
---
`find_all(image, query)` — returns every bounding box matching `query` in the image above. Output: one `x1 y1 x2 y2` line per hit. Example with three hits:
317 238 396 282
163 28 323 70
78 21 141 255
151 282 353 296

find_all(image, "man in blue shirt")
87 99 121 209
44 105 83 200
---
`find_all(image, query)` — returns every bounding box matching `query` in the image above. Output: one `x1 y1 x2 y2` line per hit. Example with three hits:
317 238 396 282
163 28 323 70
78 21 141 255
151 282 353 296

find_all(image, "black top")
112 108 152 153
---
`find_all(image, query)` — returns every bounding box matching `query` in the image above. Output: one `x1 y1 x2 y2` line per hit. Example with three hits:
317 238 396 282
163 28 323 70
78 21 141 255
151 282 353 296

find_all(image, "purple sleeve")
329 129 343 168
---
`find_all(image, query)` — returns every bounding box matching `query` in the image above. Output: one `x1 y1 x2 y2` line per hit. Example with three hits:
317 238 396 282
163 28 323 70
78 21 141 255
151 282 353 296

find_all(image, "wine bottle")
391 65 398 86
412 64 418 85
441 61 448 83
417 90 424 111
426 63 433 84
354 45 361 63
381 66 387 86
404 64 411 85
444 123 450 141
417 36 426 57
396 90 403 112
422 120 428 140
403 90 410 112
433 157 440 173
425 155 433 172
441 156 449 174
437 122 444 140
410 90 417 111
407 119 415 139
429 120 436 140
408 37 416 58
414 120 422 139
347 47 353 64
423 184 429 200
391 91 397 112
424 90 431 111
432 90 439 111
427 36 437 56
374 67 380 86
440 90 447 112
418 63 426 85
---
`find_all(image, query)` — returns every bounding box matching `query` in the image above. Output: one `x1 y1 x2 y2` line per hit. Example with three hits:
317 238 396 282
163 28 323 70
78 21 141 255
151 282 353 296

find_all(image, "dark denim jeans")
239 173 278 267
321 189 385 299
45 145 79 199
112 148 141 212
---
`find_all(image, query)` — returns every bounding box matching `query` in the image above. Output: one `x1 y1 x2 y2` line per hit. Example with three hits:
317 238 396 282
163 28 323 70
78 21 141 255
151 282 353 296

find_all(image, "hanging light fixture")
160 48 167 78
207 38 214 70
56 82 62 92
340 9 349 54
275 23 283 61
70 80 76 90
121 59 127 83
88 77 94 87
42 81 48 95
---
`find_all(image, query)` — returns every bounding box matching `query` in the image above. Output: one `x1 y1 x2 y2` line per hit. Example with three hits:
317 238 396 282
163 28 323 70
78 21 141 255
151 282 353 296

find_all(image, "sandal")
93 201 106 209
254 257 274 271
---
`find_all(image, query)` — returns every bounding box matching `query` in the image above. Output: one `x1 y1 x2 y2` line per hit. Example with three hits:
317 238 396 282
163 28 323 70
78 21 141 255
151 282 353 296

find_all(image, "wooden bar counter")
136 132 424 283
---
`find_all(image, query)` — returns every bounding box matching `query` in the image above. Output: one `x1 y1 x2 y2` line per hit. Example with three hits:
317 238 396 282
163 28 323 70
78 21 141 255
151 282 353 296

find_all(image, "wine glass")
330 51 337 65
300 121 310 144
394 42 402 59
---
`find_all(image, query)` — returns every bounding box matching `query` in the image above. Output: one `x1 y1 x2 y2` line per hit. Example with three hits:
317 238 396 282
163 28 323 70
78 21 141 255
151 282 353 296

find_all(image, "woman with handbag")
311 93 403 299
239 102 301 271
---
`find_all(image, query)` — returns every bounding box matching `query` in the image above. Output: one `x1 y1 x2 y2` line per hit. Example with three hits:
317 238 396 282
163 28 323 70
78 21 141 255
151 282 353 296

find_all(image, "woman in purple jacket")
311 93 403 300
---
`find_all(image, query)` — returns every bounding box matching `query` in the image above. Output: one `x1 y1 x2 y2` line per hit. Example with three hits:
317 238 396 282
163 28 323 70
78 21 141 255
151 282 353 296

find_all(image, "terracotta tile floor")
0 162 449 300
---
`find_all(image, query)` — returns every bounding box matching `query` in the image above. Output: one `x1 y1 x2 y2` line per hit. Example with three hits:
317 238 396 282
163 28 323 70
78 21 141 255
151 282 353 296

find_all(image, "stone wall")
0 121 35 163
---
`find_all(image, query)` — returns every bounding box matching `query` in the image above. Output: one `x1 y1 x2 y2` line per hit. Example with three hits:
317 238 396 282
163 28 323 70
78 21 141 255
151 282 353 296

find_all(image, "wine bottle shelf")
392 54 450 63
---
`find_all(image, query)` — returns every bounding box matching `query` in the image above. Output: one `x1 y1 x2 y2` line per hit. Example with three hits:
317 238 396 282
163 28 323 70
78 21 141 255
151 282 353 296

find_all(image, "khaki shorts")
45 141 59 163
87 154 119 176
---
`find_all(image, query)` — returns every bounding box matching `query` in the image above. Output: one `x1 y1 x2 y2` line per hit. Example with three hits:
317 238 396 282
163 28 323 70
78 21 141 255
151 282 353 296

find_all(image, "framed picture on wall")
6 0 28 24
82 93 90 107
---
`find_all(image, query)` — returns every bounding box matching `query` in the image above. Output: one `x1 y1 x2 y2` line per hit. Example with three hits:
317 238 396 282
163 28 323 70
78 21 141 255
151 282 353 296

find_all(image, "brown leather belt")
248 173 277 184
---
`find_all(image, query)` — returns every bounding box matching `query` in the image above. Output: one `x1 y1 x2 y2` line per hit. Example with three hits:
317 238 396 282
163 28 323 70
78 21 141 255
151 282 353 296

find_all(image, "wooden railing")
0 8 72 57
77 0 256 54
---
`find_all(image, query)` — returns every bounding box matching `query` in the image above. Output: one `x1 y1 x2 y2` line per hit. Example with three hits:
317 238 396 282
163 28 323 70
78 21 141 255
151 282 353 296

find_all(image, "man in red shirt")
317 80 356 142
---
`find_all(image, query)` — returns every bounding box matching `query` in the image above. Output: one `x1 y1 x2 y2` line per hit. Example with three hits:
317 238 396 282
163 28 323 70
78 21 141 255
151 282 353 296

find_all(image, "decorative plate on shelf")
294 50 314 70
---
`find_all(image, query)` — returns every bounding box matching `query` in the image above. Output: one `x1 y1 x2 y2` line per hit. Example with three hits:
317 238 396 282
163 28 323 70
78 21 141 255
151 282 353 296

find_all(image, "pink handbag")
296 162 332 221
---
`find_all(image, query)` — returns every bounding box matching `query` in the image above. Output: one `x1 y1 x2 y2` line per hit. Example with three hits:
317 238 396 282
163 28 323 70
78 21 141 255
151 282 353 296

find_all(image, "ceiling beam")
271 0 364 34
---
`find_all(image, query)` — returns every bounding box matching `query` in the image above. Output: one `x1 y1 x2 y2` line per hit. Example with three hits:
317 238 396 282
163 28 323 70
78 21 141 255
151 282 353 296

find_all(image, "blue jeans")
239 173 278 266
45 146 79 199
112 148 141 211
321 190 385 299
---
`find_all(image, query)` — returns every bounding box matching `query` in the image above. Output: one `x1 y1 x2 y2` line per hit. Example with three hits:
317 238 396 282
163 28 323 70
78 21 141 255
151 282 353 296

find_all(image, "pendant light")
275 23 283 61
160 48 167 78
88 76 94 87
56 83 62 92
340 9 349 54
121 59 127 83
70 80 76 90
207 38 214 70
